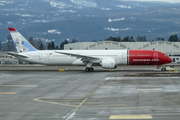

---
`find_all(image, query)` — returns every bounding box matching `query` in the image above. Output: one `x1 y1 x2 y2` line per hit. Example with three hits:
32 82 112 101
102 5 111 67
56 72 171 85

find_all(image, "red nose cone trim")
169 58 172 63
8 28 17 31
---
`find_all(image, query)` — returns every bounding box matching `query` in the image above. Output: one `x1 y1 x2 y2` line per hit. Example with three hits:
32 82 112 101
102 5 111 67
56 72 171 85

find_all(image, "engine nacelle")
100 59 117 69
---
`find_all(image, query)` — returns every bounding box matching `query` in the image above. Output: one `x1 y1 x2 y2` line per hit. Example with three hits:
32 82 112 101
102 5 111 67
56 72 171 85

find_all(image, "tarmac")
0 65 180 120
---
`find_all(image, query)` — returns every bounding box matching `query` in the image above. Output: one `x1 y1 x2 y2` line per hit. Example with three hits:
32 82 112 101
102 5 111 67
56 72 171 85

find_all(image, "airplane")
7 28 172 72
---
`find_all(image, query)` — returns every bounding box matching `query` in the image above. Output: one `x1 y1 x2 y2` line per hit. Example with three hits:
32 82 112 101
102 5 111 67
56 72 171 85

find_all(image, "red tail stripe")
8 28 17 31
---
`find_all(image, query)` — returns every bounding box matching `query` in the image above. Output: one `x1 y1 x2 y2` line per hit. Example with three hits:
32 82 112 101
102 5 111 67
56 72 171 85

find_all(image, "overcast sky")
122 0 180 3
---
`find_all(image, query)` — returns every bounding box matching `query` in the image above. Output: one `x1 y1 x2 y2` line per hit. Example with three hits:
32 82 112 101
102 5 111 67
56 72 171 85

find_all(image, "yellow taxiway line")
109 115 152 119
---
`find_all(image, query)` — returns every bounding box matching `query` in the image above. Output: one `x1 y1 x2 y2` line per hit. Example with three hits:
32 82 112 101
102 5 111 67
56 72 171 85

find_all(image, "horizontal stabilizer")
7 52 29 58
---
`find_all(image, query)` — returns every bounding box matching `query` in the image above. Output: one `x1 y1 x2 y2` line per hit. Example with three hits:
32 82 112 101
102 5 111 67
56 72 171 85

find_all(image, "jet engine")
100 59 117 69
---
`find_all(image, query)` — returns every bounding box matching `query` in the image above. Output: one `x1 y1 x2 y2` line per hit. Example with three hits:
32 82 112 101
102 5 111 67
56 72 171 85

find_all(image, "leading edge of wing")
7 52 29 58
55 51 99 60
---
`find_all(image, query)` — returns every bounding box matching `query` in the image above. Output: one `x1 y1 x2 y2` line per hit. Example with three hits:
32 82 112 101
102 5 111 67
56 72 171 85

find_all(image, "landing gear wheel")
85 67 94 72
85 68 89 72
89 67 94 72
161 68 166 71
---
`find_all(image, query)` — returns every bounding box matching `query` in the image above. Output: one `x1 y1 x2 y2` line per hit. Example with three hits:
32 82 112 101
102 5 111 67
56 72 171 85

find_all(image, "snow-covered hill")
0 0 180 44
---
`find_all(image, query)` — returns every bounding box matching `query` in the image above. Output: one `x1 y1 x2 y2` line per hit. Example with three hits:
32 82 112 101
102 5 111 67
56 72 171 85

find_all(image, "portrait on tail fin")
8 28 37 53
15 36 29 52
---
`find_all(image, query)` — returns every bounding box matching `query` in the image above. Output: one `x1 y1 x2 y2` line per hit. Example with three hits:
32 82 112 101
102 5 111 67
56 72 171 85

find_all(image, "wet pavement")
0 66 180 120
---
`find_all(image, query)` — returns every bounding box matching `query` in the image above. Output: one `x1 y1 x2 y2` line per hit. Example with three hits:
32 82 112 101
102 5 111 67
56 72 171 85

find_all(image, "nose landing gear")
161 68 166 71
157 65 166 71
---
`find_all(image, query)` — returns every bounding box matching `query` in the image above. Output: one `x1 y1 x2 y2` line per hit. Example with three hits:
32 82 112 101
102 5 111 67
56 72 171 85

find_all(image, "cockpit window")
164 55 168 57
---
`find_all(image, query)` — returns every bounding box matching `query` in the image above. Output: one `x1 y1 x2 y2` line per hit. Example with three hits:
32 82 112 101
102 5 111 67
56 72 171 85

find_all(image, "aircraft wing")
7 52 29 58
55 51 99 60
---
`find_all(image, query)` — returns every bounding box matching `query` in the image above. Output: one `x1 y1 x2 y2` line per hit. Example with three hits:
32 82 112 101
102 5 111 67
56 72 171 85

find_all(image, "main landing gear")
85 67 94 72
85 62 94 72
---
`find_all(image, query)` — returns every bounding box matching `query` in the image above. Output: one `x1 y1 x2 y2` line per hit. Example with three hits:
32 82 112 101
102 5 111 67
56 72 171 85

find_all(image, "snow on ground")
15 13 35 17
116 5 132 9
32 20 50 23
48 30 61 34
121 28 130 31
42 30 61 35
105 27 120 32
58 10 76 13
0 1 13 4
100 8 111 10
49 1 71 9
108 18 125 22
105 27 130 31
3 9 18 11
70 0 97 7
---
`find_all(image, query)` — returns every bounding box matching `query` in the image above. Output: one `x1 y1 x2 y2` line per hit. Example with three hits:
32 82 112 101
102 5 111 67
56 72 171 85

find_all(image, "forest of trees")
0 34 180 51
105 34 180 42
0 36 72 51
105 36 147 42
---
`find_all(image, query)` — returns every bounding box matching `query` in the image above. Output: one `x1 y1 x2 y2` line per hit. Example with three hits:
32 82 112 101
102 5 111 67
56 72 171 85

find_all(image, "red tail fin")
8 28 17 32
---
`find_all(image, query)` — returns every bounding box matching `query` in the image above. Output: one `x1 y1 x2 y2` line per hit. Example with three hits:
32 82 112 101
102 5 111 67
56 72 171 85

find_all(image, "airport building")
65 41 180 64
0 51 29 65
0 51 19 65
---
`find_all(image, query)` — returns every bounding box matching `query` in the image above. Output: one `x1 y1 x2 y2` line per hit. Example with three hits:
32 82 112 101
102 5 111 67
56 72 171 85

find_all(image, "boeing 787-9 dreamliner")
7 28 172 72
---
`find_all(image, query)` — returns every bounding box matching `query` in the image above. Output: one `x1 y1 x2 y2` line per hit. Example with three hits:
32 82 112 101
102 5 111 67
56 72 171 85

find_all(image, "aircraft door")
122 53 126 59
38 53 43 61
119 51 127 65
154 53 158 59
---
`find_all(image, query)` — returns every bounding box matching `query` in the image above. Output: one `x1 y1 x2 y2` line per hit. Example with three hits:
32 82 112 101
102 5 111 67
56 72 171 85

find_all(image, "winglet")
8 28 17 32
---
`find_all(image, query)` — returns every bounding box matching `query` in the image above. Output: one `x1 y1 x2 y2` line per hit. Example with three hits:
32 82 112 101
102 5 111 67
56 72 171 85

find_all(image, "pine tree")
131 36 134 42
60 39 69 50
55 46 59 50
47 43 51 50
64 39 68 44
169 34 179 42
60 42 64 50
28 37 34 46
39 42 44 50
0 40 2 51
7 35 16 51
50 41 55 50
174 34 178 42
71 39 78 43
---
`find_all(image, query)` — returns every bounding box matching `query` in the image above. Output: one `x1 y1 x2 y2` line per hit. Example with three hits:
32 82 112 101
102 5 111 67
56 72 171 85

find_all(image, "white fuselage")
18 50 128 65
8 28 172 70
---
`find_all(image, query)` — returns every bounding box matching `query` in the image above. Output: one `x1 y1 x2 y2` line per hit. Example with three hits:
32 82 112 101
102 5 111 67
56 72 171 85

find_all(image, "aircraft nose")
169 57 172 63
166 56 172 64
